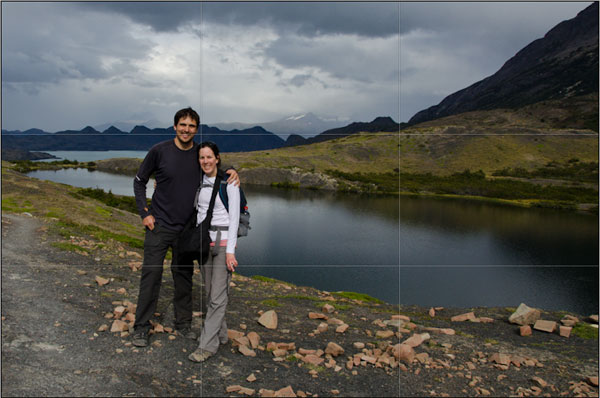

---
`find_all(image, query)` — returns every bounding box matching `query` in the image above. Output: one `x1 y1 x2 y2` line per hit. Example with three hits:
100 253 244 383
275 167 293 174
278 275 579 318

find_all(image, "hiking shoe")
132 330 149 347
188 348 214 363
176 327 198 340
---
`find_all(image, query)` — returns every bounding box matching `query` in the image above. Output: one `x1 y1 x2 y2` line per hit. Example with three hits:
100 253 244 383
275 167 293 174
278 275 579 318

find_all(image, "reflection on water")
400 195 598 265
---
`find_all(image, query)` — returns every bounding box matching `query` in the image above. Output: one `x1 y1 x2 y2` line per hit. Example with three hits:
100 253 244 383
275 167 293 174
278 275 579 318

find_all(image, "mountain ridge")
409 3 599 125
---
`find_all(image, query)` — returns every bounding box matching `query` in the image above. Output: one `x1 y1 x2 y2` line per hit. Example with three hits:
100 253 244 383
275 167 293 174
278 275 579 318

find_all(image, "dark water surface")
26 160 599 312
400 196 599 314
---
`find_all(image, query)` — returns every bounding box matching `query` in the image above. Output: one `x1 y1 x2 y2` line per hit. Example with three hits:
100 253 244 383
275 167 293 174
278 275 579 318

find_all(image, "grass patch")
1 197 35 213
332 291 384 304
73 187 145 214
54 220 143 249
401 169 598 206
326 170 399 193
260 299 281 307
251 275 295 286
286 355 299 362
484 338 499 345
493 161 599 182
304 363 326 373
572 323 599 339
94 206 112 217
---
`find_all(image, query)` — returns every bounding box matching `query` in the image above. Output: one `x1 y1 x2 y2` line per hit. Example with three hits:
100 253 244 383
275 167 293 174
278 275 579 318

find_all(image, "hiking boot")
176 327 198 340
132 330 149 347
188 348 214 363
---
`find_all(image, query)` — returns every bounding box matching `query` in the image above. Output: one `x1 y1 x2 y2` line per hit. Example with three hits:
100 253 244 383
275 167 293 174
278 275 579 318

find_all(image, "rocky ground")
2 211 598 397
1 212 399 397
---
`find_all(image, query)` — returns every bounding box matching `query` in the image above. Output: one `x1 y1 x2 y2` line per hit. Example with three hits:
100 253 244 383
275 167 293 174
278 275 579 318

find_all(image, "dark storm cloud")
2 2 150 86
78 2 399 38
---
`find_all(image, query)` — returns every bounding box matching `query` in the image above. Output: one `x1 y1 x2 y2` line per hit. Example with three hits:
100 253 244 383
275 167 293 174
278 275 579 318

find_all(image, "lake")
25 155 599 313
35 150 148 162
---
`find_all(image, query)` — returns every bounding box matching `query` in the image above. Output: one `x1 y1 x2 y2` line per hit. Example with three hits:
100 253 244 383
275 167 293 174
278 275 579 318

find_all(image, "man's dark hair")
174 107 200 126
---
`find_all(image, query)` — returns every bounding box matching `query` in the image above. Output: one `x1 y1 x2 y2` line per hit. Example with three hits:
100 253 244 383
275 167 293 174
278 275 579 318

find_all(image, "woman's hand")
226 253 238 272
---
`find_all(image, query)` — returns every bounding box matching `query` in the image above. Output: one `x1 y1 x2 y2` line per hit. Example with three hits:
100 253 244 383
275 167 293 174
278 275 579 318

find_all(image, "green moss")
484 338 499 345
286 355 299 362
94 206 112 217
332 291 384 304
572 323 599 339
251 275 295 286
260 299 281 307
271 181 300 189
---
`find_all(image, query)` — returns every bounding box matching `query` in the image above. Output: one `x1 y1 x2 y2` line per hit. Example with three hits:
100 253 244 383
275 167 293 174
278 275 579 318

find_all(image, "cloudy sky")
1 2 592 132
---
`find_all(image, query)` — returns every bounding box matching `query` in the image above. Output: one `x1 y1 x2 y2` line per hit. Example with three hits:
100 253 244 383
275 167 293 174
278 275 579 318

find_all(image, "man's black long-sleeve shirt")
134 140 201 231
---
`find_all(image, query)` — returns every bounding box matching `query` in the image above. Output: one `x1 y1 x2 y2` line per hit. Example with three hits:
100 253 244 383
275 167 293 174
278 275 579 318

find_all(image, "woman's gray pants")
198 246 231 353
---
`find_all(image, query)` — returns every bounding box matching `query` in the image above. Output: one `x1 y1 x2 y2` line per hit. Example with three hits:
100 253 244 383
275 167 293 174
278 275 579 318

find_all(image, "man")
131 107 239 347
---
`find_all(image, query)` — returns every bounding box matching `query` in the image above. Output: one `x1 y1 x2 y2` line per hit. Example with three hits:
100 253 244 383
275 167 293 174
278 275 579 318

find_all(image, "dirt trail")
1 212 400 397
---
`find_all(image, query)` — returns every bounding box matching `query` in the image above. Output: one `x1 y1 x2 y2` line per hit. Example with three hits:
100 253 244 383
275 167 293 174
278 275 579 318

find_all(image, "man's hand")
225 169 240 186
143 214 156 230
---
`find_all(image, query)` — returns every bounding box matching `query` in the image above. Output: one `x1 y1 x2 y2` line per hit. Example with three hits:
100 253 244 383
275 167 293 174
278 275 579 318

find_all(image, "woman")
189 141 240 363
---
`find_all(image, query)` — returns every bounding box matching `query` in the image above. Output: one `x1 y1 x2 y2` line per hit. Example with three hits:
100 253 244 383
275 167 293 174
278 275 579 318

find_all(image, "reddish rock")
322 304 335 314
110 320 128 333
95 276 110 286
392 314 410 321
298 348 316 355
97 324 109 332
397 344 415 364
479 317 494 323
302 354 324 366
489 353 511 366
228 329 245 340
508 303 541 326
234 336 250 347
308 312 327 320
402 333 430 348
324 342 345 357
336 324 349 333
327 318 345 325
520 325 532 336
353 342 365 349
226 385 242 393
247 331 260 349
246 373 257 382
238 345 256 357
587 376 599 387
531 376 547 388
533 320 557 333
272 349 287 357
274 386 296 397
451 312 476 322
559 325 572 338
589 314 599 323
376 330 395 339
317 322 328 333
258 310 278 329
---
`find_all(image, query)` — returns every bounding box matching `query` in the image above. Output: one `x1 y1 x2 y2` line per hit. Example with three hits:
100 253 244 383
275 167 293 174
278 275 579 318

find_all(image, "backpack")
216 169 251 237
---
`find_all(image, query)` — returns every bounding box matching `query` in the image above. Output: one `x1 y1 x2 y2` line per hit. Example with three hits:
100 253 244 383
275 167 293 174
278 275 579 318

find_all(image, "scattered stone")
322 304 335 314
489 353 511 366
168 335 176 341
308 312 327 320
479 317 494 323
226 385 242 393
520 325 532 336
353 342 365 349
336 324 349 333
451 312 476 322
302 355 324 366
95 276 110 286
508 303 541 326
324 342 344 357
110 320 128 333
192 311 203 317
113 305 126 318
376 330 395 339
587 376 599 387
317 322 328 333
589 315 599 323
272 349 287 357
402 333 430 348
247 373 257 382
429 307 435 317
238 345 256 357
240 323 247 330
97 324 109 332
247 332 260 349
228 329 245 340
331 389 340 395
258 310 278 329
327 318 345 325
559 325 572 338
274 385 296 397
533 320 557 333
396 344 414 363
532 376 547 388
